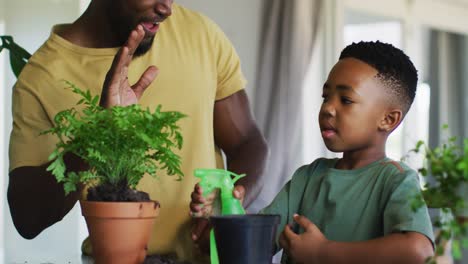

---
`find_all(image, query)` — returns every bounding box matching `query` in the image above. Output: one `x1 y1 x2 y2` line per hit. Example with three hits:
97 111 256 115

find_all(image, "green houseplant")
0 35 31 77
409 126 468 263
43 82 186 264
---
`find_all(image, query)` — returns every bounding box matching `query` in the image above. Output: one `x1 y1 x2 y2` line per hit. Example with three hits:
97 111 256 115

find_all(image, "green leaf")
8 38 31 60
1 36 31 77
462 239 468 248
92 95 99 106
436 245 445 256
415 140 424 151
9 50 28 78
46 156 66 182
47 149 60 161
453 240 462 259
63 171 80 195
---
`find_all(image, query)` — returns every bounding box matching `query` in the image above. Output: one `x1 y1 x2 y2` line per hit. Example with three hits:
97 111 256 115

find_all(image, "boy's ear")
378 109 403 132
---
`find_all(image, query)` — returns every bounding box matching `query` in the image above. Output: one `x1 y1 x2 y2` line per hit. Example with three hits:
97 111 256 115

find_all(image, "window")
343 11 431 161
303 0 468 170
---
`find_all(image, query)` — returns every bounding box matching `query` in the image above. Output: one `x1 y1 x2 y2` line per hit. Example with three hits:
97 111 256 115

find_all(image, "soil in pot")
210 214 281 264
87 181 151 202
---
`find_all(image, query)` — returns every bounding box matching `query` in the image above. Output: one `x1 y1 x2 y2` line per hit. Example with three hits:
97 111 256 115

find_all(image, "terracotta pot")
80 200 160 264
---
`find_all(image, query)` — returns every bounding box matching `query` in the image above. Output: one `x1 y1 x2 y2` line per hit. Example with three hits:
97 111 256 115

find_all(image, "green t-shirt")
261 157 434 262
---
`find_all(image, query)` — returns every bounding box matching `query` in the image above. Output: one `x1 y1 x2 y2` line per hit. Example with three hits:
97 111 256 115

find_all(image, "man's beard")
109 12 155 57
134 36 155 57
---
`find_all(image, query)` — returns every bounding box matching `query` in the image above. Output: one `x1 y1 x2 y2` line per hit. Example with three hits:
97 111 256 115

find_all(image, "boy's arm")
320 232 433 264
281 214 433 264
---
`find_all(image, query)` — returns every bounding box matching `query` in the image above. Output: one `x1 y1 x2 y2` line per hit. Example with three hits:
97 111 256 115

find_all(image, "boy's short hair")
339 41 417 114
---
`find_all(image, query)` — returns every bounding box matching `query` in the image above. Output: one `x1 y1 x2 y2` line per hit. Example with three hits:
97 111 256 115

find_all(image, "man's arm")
7 154 85 239
213 90 268 207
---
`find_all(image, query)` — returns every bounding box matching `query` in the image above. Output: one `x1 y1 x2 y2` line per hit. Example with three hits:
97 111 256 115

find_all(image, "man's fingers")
100 25 147 108
233 185 245 201
132 66 159 98
115 26 144 75
195 183 203 194
112 26 143 78
191 190 206 204
107 46 127 79
293 214 315 231
126 25 145 57
191 218 211 241
189 202 203 214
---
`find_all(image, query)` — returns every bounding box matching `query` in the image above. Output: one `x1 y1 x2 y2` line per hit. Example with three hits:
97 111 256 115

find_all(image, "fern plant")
42 82 186 197
409 126 468 261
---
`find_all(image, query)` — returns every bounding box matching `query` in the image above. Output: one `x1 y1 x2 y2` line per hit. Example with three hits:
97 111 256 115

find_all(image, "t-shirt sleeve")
259 161 321 253
9 75 57 172
204 19 247 100
259 179 293 253
383 170 435 245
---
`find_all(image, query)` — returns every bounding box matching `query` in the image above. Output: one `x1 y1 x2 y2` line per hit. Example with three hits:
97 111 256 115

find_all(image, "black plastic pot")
210 214 281 264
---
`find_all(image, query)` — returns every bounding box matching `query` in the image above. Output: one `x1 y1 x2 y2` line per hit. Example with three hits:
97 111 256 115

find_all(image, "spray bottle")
194 168 246 264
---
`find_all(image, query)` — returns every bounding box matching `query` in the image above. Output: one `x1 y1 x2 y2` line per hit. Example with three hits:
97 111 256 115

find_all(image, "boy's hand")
279 214 328 263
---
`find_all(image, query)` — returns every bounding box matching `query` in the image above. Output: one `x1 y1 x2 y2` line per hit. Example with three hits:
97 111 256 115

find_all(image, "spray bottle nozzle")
194 168 245 196
194 168 246 215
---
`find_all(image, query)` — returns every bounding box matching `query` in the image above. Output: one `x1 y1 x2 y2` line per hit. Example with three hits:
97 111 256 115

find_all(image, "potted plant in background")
43 82 185 264
0 35 30 77
408 125 468 263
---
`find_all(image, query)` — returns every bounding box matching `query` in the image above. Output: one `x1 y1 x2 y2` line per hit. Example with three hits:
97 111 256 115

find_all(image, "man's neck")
57 5 120 48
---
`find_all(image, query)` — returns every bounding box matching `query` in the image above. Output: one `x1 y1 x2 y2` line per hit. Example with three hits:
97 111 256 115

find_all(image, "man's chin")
134 37 154 57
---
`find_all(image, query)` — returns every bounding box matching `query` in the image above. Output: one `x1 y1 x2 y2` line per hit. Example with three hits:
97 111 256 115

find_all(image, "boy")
190 41 434 263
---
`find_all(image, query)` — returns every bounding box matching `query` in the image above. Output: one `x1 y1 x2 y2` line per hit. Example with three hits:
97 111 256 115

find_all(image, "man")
7 0 267 262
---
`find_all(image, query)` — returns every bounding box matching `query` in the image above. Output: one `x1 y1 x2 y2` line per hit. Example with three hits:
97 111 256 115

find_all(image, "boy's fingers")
279 229 290 250
283 223 298 239
191 218 211 241
293 214 315 231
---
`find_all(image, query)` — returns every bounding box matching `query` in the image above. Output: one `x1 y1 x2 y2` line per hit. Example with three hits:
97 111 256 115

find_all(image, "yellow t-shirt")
9 4 246 262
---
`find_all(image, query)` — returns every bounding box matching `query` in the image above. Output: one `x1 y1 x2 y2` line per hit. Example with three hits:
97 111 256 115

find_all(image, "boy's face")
319 58 389 153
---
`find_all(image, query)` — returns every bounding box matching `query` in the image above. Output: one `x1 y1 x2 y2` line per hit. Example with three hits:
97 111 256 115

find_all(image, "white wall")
2 1 86 263
1 0 5 260
1 0 262 263
176 0 263 101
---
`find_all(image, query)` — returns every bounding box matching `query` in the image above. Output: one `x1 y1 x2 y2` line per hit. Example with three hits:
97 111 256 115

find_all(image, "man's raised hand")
100 25 159 108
